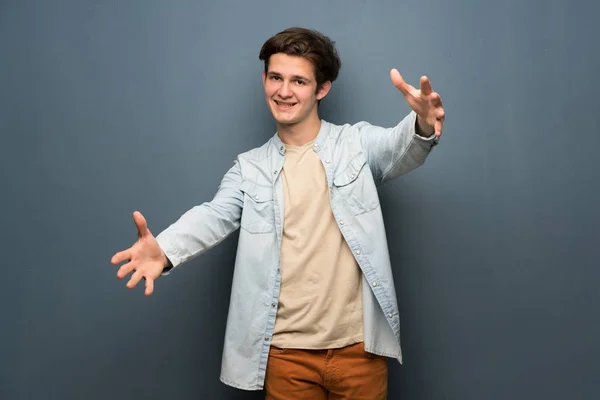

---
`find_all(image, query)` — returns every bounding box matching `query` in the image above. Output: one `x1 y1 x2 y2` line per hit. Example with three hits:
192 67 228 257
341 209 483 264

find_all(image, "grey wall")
1 0 599 399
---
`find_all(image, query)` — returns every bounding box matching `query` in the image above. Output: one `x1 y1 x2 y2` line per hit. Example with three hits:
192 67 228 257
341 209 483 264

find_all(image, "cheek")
297 88 317 104
264 82 280 98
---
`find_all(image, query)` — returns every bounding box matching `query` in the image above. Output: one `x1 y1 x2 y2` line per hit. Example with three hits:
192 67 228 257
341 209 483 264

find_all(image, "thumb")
133 211 152 238
390 68 409 96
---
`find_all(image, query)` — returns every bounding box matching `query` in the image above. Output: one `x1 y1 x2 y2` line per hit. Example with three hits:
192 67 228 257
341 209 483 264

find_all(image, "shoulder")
323 119 375 144
233 136 277 180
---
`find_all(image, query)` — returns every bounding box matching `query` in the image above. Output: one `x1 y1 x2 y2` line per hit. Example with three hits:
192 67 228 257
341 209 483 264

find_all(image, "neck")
277 108 321 146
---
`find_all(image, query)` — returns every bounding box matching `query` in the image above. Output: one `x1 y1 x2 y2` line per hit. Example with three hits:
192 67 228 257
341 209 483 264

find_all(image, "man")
111 27 445 399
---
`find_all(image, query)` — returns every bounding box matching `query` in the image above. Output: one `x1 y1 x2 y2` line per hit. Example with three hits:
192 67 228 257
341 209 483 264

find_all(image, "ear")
262 71 266 84
316 81 332 100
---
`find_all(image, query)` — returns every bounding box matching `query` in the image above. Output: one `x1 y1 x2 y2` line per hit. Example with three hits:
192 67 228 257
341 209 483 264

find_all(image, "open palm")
110 211 167 296
390 68 445 137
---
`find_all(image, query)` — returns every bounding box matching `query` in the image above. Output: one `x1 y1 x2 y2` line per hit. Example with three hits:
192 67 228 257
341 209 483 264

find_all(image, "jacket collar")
272 120 330 156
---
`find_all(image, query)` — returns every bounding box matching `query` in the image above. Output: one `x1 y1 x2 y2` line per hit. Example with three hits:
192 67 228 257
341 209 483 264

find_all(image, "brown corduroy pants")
265 342 388 400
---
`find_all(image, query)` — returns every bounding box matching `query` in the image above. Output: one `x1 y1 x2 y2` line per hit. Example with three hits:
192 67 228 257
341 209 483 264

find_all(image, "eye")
270 75 281 81
296 80 305 85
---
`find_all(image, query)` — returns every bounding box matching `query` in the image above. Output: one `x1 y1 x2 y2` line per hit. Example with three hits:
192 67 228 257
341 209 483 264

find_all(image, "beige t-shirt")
271 139 364 349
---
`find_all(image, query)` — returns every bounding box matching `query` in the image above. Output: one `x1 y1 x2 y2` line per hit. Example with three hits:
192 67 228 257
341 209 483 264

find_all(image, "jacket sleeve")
155 159 244 271
357 111 439 186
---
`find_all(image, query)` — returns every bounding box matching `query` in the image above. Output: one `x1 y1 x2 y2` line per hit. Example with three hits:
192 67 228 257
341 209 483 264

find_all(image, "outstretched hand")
110 211 168 296
390 69 445 137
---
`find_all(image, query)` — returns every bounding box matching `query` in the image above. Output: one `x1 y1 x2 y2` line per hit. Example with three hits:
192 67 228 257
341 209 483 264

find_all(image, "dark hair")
259 27 341 91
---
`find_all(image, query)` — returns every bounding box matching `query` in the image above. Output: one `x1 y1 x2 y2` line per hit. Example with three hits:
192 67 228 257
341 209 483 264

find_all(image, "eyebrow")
267 71 312 82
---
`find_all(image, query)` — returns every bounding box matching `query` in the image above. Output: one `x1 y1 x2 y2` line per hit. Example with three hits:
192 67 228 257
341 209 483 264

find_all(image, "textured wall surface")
1 1 599 399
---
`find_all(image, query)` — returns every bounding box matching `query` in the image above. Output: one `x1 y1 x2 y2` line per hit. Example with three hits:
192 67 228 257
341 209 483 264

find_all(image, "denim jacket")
156 110 438 390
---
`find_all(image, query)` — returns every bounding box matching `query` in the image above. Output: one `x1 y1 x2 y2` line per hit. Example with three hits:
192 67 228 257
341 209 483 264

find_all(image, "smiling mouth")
274 100 297 109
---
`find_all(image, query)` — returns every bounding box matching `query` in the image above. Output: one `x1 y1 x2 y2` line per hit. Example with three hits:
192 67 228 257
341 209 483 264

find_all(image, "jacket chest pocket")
240 180 275 234
333 153 380 216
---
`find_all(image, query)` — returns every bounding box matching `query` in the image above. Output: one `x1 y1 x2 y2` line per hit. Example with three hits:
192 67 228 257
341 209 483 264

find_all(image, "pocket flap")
333 155 367 187
240 180 274 203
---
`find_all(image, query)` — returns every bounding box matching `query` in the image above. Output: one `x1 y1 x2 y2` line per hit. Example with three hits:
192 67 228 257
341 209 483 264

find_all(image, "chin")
271 110 298 125
274 116 298 126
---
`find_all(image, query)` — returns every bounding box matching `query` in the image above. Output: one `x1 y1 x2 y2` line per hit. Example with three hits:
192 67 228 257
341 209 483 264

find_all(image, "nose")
278 81 293 98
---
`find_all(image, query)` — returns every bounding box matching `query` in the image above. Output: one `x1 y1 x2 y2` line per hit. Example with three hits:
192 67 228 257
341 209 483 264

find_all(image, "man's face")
262 53 330 127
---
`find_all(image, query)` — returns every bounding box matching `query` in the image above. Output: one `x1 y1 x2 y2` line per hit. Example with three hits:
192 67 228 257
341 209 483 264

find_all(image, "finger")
133 211 152 238
111 249 132 265
126 269 144 289
145 277 155 296
434 107 445 136
420 76 433 96
430 92 442 107
434 118 444 137
390 69 410 96
117 261 136 279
